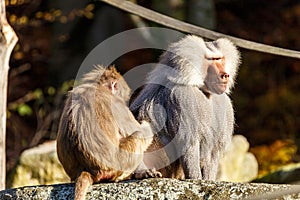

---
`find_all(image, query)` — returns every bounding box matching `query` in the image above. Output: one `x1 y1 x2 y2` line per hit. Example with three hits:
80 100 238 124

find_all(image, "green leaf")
17 104 33 116
47 86 56 96
60 80 74 93
34 89 43 99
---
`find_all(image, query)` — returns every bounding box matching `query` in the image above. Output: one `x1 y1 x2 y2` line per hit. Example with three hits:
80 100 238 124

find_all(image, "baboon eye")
206 57 222 61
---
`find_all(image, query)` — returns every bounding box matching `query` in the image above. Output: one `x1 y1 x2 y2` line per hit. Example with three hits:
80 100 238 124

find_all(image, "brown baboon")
57 66 155 200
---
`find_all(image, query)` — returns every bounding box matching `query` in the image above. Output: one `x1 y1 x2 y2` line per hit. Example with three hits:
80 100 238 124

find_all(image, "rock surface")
1 178 300 200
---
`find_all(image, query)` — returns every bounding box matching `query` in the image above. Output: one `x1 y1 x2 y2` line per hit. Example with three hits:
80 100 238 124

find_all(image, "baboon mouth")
215 83 228 93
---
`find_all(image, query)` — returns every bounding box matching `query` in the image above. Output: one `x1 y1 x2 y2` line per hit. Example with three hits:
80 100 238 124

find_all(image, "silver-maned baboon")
130 35 240 180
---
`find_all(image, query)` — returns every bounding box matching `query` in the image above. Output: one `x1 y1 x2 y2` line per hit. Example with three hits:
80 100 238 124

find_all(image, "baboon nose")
220 73 229 80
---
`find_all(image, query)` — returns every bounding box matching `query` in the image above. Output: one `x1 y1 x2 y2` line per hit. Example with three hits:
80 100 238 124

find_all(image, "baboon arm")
164 86 206 178
110 99 149 139
165 86 206 143
180 142 202 179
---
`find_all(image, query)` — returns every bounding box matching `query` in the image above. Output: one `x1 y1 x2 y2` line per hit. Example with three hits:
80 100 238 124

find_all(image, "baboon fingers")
134 168 162 179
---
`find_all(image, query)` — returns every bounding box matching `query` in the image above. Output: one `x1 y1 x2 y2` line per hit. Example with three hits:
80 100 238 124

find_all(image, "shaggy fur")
130 36 240 180
57 65 153 200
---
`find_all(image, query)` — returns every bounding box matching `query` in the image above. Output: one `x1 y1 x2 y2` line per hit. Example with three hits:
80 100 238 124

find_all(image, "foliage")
250 139 298 177
8 80 73 118
6 1 94 26
6 80 73 171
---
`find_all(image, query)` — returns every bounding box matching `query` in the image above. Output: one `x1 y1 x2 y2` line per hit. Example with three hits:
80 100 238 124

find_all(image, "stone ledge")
1 178 300 200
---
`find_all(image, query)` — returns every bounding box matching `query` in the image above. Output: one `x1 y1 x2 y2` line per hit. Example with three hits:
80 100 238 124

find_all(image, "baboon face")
204 56 229 94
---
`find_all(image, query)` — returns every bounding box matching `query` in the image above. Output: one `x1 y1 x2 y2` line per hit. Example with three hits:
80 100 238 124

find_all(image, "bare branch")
100 0 300 59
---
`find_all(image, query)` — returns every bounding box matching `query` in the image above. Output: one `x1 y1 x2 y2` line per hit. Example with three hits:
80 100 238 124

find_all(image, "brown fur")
57 65 154 200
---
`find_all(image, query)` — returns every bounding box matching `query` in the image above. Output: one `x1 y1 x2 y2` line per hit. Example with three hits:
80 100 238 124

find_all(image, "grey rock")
1 178 300 200
9 141 69 188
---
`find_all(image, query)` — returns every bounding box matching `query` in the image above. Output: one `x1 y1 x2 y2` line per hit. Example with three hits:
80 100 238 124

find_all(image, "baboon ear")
110 80 118 94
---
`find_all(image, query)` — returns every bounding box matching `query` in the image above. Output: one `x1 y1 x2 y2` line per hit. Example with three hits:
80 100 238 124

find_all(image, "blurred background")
5 0 300 186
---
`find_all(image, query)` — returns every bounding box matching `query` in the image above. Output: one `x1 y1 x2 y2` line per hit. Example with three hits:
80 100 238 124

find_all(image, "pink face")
204 56 229 94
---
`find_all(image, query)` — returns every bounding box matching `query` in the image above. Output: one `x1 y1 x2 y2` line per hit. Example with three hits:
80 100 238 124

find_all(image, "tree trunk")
0 0 18 190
